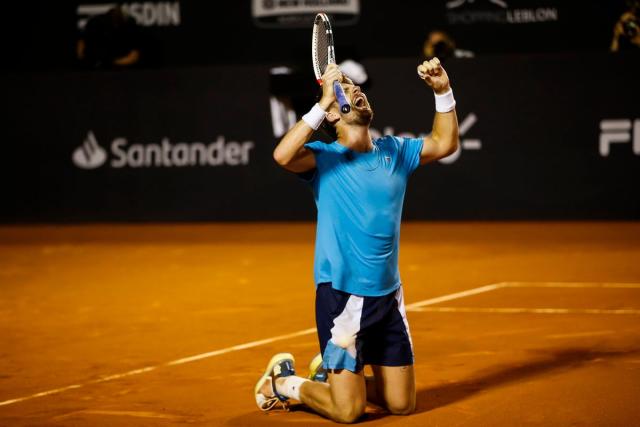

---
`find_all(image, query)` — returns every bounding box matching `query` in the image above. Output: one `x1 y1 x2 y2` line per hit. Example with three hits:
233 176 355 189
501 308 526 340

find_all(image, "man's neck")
337 125 373 152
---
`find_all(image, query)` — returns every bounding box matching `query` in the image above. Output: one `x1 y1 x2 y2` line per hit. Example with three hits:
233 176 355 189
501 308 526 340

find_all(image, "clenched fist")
417 57 451 94
319 64 344 107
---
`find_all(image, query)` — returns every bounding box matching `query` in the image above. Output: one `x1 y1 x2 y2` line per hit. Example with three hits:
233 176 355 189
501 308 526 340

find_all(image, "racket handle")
333 81 351 114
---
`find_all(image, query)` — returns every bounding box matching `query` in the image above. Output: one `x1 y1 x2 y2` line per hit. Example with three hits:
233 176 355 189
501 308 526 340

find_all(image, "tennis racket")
312 13 351 114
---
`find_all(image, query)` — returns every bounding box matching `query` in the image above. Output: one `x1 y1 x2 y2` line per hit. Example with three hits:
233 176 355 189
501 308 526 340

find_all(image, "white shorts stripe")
395 286 414 353
329 294 363 358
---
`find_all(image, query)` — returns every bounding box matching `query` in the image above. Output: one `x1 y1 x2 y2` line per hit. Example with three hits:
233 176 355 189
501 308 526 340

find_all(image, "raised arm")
273 65 342 173
416 58 459 164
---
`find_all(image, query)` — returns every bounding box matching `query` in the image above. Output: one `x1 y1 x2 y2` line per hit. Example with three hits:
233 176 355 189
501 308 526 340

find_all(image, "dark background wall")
3 1 631 70
2 1 639 222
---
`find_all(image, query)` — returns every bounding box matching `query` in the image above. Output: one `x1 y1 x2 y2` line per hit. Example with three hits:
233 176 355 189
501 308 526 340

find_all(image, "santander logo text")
72 131 108 169
72 131 254 169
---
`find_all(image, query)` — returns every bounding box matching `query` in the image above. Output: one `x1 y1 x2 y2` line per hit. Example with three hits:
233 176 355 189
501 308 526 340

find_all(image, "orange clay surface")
0 222 639 426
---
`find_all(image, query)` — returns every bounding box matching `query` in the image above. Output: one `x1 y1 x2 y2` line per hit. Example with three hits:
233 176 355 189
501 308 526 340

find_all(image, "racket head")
312 13 336 85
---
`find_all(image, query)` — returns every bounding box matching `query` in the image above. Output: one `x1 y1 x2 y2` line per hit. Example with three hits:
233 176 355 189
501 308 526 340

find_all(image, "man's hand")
319 64 344 109
417 57 451 95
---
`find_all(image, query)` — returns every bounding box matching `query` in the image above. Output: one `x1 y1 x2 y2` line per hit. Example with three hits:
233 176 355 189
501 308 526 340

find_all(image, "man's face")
332 78 374 126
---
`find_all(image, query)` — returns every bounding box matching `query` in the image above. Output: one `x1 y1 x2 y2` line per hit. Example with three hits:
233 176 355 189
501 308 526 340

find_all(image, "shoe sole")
308 353 323 380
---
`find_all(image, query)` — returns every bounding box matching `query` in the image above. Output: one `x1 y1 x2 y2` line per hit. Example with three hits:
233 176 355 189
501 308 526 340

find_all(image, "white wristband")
435 88 456 113
302 103 327 130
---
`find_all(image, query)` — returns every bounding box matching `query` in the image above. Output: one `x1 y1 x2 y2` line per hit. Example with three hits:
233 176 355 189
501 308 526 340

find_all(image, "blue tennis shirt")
304 135 424 297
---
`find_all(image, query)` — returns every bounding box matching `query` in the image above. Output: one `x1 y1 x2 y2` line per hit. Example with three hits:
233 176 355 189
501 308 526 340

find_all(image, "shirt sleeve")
304 140 327 154
398 137 424 175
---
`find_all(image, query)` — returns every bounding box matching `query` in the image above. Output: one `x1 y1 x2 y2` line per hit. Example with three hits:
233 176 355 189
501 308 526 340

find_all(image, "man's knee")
386 398 416 416
333 401 366 424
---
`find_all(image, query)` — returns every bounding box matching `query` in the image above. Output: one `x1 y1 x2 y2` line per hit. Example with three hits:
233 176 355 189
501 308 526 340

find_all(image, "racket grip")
333 81 351 114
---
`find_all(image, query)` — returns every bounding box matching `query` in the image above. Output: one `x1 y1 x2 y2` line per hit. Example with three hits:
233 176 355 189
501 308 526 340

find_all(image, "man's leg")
299 368 367 423
365 365 415 415
360 284 416 414
306 353 415 416
259 368 367 423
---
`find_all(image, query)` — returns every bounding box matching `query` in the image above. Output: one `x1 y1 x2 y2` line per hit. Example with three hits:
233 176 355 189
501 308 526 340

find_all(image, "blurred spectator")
339 59 368 86
77 5 142 68
611 0 640 52
423 30 474 61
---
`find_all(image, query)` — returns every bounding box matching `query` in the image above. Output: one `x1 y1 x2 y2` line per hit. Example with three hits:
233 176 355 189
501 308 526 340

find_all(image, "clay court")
1 221 639 426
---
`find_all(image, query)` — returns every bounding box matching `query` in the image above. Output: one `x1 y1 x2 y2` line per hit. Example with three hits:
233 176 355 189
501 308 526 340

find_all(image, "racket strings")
313 26 330 75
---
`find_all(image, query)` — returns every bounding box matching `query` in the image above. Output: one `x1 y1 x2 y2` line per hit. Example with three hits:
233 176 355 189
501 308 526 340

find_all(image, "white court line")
404 283 502 311
166 328 317 366
0 384 83 408
499 282 640 289
5 282 635 407
0 328 315 408
546 331 615 339
0 284 498 408
410 307 640 315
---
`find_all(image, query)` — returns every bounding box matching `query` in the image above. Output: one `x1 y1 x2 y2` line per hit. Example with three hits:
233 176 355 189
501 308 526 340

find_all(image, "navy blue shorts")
315 283 414 373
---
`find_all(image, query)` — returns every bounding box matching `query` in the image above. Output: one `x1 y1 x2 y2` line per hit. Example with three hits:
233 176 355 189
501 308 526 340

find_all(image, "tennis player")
255 58 459 423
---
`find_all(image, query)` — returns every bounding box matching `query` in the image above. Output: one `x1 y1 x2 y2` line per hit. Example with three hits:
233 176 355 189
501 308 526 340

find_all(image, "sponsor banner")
72 132 254 169
1 53 638 221
251 0 360 28
599 119 640 157
77 2 181 29
0 65 301 222
445 0 559 25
